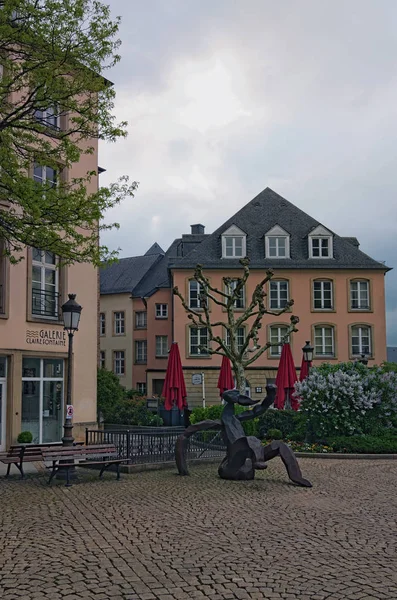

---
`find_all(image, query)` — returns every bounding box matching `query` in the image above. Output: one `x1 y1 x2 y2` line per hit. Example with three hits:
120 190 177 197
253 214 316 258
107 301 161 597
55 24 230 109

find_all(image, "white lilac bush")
294 362 397 438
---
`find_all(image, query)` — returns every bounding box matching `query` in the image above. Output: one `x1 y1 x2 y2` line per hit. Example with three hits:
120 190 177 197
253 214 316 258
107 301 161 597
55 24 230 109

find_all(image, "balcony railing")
32 288 60 318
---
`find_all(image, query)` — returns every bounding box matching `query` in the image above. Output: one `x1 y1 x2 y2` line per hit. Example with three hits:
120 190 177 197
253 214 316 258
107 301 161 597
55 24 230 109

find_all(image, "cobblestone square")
1 459 396 599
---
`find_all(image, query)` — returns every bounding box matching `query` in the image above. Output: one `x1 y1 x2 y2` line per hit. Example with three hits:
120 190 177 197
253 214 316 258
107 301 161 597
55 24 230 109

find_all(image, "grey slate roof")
100 254 161 295
169 188 390 271
145 242 164 256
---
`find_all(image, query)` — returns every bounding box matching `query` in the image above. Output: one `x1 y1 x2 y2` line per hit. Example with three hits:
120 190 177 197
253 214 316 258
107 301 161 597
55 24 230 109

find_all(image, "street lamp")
302 341 314 364
61 294 82 446
358 354 368 366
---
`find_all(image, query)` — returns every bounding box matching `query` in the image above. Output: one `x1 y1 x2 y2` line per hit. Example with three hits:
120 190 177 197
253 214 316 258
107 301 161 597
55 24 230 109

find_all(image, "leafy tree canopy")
0 0 137 264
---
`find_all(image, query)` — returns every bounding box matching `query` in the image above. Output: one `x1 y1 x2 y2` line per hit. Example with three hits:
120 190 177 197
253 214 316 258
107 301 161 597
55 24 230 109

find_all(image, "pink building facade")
100 188 390 408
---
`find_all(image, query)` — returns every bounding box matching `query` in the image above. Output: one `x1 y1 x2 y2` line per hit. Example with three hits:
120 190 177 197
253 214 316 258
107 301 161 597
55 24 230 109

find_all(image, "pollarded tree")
0 0 137 264
173 257 299 394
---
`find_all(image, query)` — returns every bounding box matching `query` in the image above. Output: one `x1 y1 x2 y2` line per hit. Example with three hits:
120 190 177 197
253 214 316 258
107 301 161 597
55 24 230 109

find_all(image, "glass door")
0 382 6 452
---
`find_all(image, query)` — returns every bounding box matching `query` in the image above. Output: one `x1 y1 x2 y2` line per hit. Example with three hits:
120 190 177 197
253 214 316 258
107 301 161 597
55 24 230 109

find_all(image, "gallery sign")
26 329 66 347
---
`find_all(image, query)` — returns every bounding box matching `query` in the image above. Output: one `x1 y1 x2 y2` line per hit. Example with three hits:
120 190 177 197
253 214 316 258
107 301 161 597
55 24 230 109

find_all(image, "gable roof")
100 254 161 295
144 242 164 256
169 187 390 271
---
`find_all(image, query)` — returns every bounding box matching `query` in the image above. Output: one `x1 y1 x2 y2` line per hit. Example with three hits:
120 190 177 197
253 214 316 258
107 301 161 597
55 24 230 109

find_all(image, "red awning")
217 355 234 397
274 343 299 410
162 342 187 411
299 355 312 382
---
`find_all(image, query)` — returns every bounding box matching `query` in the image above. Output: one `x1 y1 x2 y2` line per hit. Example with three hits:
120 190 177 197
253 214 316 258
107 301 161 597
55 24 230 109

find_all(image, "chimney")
191 224 205 235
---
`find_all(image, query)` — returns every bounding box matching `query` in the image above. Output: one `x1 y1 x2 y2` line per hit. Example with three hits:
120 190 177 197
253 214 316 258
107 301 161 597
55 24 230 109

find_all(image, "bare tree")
173 257 299 394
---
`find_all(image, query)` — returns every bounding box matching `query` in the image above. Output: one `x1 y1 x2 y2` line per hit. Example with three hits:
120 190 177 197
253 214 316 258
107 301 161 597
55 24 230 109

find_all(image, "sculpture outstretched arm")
236 385 276 422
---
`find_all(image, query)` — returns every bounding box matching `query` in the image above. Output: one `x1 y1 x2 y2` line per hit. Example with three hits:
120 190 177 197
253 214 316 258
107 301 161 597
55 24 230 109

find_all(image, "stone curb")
295 452 397 459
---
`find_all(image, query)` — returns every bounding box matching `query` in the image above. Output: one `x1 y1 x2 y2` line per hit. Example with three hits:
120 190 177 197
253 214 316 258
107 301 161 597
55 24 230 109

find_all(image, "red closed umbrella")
162 342 187 411
217 355 235 396
299 355 312 382
274 343 299 411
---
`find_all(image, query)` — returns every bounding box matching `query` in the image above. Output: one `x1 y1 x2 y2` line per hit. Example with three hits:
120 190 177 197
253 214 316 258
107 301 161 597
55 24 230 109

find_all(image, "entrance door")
0 382 6 452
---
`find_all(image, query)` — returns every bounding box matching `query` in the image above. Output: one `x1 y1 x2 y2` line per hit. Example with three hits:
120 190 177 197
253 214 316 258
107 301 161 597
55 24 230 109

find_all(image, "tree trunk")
235 362 246 395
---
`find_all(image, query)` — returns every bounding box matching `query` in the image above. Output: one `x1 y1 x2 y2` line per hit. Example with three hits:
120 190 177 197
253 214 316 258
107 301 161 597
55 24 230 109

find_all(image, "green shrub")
17 431 33 443
267 428 283 440
258 409 303 439
327 432 397 454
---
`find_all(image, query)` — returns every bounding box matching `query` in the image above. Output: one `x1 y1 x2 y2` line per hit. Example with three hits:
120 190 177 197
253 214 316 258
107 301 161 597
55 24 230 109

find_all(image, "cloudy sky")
100 0 397 344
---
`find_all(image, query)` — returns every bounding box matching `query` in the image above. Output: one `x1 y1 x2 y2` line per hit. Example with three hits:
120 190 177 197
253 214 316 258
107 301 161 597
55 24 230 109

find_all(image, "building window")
99 350 106 369
223 236 245 258
225 279 245 309
34 106 59 129
135 340 147 364
350 280 370 310
135 311 147 329
114 311 125 335
269 280 289 310
313 280 333 310
137 382 147 395
99 312 106 336
269 325 289 357
155 304 168 319
113 351 125 375
21 357 64 443
33 163 57 187
189 327 209 356
0 240 7 315
314 326 335 357
225 327 246 353
32 249 59 318
156 335 169 357
267 236 288 258
309 237 333 258
351 325 372 357
189 280 207 309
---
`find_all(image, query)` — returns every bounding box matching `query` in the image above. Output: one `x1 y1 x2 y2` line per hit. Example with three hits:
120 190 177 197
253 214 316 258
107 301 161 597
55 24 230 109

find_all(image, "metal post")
202 372 206 408
62 331 74 446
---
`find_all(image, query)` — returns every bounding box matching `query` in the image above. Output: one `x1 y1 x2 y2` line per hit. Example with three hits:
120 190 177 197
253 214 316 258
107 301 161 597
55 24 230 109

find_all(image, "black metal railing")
86 426 226 464
32 288 60 318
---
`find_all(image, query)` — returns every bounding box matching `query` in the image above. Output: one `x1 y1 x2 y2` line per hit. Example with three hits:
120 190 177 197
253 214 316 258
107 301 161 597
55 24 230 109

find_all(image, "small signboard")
192 374 203 385
66 405 74 419
255 387 262 393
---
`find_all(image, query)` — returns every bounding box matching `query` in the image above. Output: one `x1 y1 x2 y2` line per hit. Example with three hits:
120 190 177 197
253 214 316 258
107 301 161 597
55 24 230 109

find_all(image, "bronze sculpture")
175 384 312 487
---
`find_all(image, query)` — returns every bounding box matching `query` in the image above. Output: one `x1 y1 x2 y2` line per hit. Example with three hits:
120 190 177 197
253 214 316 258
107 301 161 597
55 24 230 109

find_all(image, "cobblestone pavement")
1 459 397 600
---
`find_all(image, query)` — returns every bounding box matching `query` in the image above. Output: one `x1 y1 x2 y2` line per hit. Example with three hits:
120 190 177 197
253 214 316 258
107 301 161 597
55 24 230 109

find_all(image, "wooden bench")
1 442 83 479
42 444 124 487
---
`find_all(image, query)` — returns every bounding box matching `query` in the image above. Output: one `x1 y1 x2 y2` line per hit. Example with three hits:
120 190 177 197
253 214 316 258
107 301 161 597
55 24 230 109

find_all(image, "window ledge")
348 308 373 313
187 355 210 359
28 316 63 326
311 308 336 313
135 361 147 365
155 317 168 320
113 333 126 337
155 355 168 359
134 326 147 330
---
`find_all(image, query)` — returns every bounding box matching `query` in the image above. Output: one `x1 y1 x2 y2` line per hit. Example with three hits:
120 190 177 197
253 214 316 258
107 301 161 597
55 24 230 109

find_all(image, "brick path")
1 459 397 599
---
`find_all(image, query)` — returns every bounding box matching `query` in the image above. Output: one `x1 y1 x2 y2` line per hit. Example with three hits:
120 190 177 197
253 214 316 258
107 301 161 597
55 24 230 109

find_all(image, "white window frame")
114 311 125 335
33 163 57 187
155 304 168 319
99 350 106 369
135 311 147 329
313 280 333 310
265 226 290 259
99 312 106 336
155 335 169 357
34 105 59 129
225 279 245 309
269 325 289 357
31 249 59 319
350 280 370 310
221 225 247 259
351 326 372 357
135 340 147 364
189 280 207 309
137 382 147 395
308 226 333 259
314 326 335 357
113 351 125 375
189 327 209 356
269 280 289 310
225 327 246 353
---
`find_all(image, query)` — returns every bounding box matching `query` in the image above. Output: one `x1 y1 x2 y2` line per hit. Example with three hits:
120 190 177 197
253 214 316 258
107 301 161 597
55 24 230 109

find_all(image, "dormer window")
309 226 333 259
265 226 290 259
221 225 246 259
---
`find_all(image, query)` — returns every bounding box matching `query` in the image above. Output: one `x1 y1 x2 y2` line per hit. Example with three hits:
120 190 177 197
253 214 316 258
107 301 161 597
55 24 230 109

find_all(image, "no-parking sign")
66 405 74 419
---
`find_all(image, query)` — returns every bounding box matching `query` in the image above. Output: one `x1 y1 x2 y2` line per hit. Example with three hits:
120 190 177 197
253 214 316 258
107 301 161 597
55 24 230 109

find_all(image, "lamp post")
302 341 314 367
358 354 368 366
61 294 82 446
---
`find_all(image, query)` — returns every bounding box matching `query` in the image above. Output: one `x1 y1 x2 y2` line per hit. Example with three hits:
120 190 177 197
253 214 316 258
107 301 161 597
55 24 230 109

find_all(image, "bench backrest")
42 444 118 462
